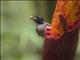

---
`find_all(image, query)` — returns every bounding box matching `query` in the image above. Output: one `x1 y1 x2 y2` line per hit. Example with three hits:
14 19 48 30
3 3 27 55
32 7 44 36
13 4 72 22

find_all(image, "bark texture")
43 0 80 60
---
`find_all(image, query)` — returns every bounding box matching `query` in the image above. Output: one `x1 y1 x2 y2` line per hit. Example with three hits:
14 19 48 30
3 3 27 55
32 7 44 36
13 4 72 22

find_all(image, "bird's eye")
36 16 40 20
36 16 44 21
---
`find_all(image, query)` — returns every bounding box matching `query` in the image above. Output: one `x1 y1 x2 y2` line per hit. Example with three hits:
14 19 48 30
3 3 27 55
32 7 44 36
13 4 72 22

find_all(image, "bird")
30 15 50 37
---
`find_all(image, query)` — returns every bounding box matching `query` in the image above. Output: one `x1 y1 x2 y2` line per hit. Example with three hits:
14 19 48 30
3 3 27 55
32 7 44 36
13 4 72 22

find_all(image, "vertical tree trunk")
43 0 80 60
43 27 79 60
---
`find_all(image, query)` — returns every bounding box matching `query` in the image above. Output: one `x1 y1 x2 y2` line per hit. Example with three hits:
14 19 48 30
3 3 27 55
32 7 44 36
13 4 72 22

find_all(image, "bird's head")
30 16 44 24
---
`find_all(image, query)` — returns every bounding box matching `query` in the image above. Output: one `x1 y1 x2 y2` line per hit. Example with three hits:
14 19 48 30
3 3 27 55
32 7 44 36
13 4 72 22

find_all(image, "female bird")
30 16 50 37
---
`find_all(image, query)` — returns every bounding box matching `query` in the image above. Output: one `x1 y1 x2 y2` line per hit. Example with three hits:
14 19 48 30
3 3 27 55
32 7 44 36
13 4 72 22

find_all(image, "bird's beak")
29 16 37 20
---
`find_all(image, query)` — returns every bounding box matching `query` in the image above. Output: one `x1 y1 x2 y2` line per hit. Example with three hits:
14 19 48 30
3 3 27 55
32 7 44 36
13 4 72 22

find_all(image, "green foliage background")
1 1 80 60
